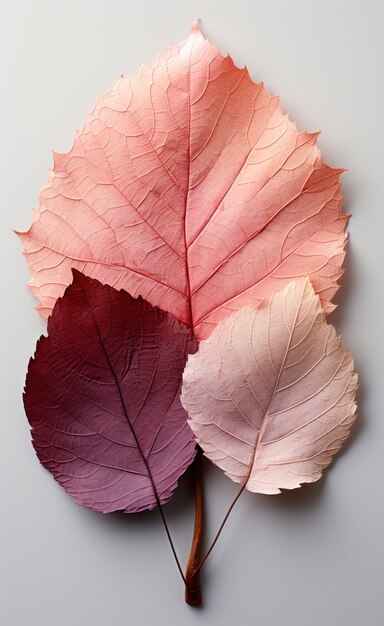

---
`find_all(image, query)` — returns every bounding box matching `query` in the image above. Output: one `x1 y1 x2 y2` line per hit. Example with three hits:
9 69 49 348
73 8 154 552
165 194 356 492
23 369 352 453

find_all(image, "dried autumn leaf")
181 277 357 493
24 270 197 513
19 24 347 340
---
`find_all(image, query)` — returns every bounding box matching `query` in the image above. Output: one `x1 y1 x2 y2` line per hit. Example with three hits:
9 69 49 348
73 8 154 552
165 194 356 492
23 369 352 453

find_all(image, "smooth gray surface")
1 1 383 624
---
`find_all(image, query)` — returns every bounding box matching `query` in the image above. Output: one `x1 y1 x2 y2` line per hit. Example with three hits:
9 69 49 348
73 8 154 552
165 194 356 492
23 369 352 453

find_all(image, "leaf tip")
191 18 201 33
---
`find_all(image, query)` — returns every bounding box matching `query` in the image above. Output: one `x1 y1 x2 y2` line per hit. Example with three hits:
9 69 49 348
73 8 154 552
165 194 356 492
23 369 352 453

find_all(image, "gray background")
1 1 383 624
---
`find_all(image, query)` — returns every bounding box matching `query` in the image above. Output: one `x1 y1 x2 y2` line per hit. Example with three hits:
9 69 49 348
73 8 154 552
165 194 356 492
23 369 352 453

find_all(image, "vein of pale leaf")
196 437 250 467
25 236 187 297
189 130 238 191
55 189 120 248
277 345 338 393
277 198 330 261
35 280 69 290
193 214 342 327
120 98 184 193
187 83 266 249
266 357 348 422
250 313 273 390
229 320 267 411
164 64 189 134
258 443 342 466
191 68 247 162
290 297 315 330
282 291 290 332
109 181 184 260
32 253 66 272
304 169 342 192
223 387 260 432
283 335 319 369
223 469 249 479
183 38 194 328
246 476 283 488
190 156 316 299
68 127 185 261
248 281 306 479
288 314 325 352
40 210 93 254
211 419 254 446
238 131 315 208
266 297 277 373
94 101 184 194
309 415 353 446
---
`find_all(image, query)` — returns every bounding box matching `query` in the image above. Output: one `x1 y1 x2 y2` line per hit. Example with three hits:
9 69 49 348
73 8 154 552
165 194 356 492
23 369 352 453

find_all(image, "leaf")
181 277 357 494
23 270 197 513
18 23 347 339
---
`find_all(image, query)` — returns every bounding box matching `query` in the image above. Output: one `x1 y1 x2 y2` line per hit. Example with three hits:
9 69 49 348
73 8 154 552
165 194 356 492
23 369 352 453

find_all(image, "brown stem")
184 448 204 606
193 482 246 576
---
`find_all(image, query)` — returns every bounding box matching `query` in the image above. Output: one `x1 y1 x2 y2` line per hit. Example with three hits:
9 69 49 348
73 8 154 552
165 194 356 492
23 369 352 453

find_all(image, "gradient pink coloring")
19 24 347 339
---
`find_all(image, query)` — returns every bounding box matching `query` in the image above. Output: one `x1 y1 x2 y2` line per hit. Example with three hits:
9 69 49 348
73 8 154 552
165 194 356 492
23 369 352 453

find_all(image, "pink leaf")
181 277 357 493
24 270 197 513
19 25 347 339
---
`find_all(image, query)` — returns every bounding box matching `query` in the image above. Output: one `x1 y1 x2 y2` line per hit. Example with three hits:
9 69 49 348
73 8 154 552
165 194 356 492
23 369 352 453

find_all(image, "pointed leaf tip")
191 18 201 32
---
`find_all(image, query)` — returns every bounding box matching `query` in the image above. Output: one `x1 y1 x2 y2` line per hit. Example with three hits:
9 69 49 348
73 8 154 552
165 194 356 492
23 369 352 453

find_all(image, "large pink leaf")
23 270 197 513
181 278 357 493
19 24 347 339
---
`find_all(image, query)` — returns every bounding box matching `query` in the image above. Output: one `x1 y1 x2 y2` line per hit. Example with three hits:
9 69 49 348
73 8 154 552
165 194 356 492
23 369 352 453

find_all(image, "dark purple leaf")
24 270 197 513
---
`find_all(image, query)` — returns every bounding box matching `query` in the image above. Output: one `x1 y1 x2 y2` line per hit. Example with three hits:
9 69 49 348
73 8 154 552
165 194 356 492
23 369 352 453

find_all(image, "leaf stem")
157 503 187 586
185 448 204 605
193 481 246 576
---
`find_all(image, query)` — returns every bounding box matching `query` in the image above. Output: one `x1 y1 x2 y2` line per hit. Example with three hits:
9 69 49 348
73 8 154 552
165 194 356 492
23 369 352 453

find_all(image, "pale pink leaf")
19 25 347 339
181 277 357 493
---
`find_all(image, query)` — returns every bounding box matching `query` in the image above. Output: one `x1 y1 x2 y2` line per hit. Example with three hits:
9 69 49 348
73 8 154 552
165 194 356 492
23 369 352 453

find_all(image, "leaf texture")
24 270 197 513
19 24 347 339
181 278 357 494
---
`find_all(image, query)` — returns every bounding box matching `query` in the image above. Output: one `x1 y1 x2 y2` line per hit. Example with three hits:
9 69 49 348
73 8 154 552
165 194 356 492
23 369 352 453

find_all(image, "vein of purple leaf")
146 384 184 456
37 442 147 476
41 419 137 450
78 281 186 585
